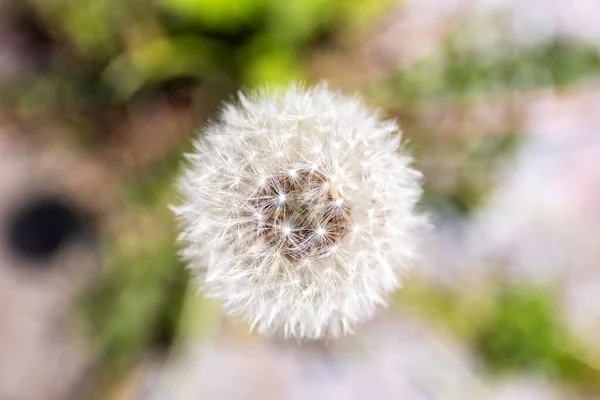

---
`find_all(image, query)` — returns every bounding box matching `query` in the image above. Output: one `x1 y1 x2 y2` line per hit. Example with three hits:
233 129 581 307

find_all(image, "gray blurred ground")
0 134 99 400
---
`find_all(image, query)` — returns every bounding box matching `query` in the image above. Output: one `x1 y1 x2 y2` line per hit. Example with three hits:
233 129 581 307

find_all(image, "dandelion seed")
174 83 427 339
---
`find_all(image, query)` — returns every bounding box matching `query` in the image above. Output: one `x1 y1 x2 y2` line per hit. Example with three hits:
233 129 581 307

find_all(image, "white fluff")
174 84 426 339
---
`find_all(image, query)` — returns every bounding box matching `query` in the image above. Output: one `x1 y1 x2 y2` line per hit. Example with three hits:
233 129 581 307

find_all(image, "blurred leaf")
174 280 221 345
475 287 560 373
61 0 118 57
265 0 396 46
265 0 337 47
394 279 495 341
474 286 600 388
29 0 122 59
399 282 600 389
90 235 184 370
103 35 227 98
160 0 268 30
242 48 305 87
390 39 600 100
341 0 397 31
82 147 190 374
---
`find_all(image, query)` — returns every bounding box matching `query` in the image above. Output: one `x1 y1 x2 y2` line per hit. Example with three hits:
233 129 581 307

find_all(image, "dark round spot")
6 196 88 263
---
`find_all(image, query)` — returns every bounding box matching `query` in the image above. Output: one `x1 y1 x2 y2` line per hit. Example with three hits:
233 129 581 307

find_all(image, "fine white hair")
174 83 426 339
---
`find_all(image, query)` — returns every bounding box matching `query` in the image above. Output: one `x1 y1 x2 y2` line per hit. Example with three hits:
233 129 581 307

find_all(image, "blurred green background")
1 0 600 398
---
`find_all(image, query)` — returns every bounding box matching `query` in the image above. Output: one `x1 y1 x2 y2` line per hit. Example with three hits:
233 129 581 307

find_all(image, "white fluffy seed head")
174 83 427 340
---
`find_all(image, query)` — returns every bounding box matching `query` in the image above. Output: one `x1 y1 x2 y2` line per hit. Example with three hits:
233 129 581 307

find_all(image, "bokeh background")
1 0 600 398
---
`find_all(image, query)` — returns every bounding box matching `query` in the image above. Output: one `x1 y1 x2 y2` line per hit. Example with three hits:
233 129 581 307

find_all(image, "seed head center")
249 165 351 261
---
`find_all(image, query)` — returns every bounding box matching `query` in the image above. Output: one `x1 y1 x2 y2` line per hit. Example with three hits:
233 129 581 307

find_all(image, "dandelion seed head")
174 83 426 339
